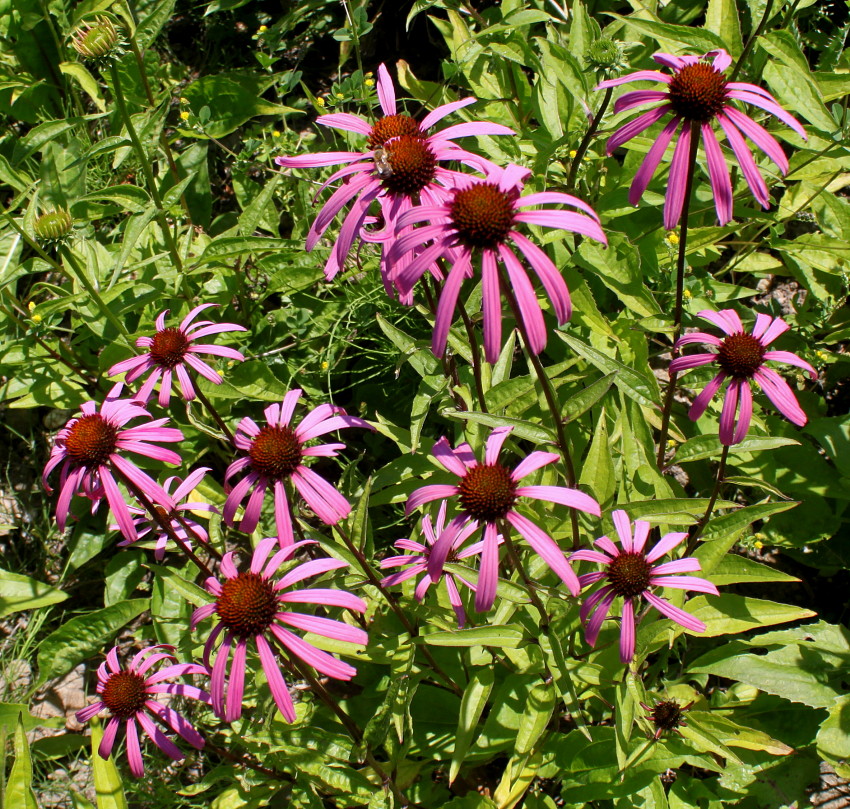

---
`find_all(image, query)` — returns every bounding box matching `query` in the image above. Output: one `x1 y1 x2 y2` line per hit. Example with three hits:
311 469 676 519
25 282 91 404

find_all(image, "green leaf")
762 58 835 133
422 625 525 648
557 333 658 408
0 567 67 617
91 717 128 809
710 554 799 586
579 409 615 506
684 594 816 637
704 0 743 56
700 501 798 547
450 667 495 783
606 13 728 53
135 0 177 48
197 236 297 263
817 695 850 770
679 718 742 764
674 434 799 463
12 115 105 166
686 711 792 755
0 703 62 733
77 185 151 214
182 73 300 138
515 682 556 755
6 714 38 809
147 565 214 607
36 599 150 683
562 373 616 422
441 410 555 444
59 62 106 111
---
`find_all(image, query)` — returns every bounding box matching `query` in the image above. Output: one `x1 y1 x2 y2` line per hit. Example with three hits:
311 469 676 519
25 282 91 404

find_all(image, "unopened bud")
71 16 123 63
34 208 73 243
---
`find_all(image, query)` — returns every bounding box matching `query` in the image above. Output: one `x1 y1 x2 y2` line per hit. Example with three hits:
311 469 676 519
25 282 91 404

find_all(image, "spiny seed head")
379 136 437 196
668 62 728 123
649 700 687 733
248 425 302 480
367 114 422 149
717 333 765 378
101 670 147 719
71 16 123 62
64 414 118 467
34 209 73 243
150 328 191 369
607 551 652 599
587 38 626 72
458 463 517 522
216 572 278 637
450 182 516 249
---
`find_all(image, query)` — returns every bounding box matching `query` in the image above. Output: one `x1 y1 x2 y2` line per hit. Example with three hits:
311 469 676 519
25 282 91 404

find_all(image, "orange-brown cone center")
607 552 652 599
667 62 728 122
717 333 765 379
248 425 302 480
367 114 421 149
102 670 147 719
651 700 685 731
458 463 517 522
64 414 118 467
379 135 437 196
216 572 278 637
150 328 190 370
450 182 516 249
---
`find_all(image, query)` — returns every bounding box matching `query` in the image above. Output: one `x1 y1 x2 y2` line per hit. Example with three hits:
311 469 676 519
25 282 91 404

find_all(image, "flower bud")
71 16 123 63
34 208 73 243
586 38 627 74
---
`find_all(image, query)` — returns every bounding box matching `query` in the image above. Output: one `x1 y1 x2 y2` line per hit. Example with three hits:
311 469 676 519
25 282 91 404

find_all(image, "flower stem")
730 0 775 83
108 64 190 297
686 444 729 554
114 468 216 578
567 86 613 192
333 523 463 698
497 270 581 550
193 384 235 443
656 122 701 468
499 521 549 630
457 298 489 413
58 245 134 345
285 654 406 806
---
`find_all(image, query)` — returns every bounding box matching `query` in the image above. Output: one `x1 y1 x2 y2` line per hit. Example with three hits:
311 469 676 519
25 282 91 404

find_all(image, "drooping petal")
663 121 694 230
645 532 688 564
629 115 682 207
506 511 579 596
688 372 728 421
474 522 500 612
753 367 807 426
643 591 706 632
763 350 816 378
515 485 601 517
619 598 636 663
256 634 296 722
701 123 733 225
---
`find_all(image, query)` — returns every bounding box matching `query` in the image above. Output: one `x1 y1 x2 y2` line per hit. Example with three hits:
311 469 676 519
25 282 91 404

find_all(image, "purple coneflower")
116 468 217 560
191 538 367 722
223 388 372 545
669 309 816 445
389 163 607 363
571 510 719 663
42 386 183 541
380 501 492 627
75 645 209 778
598 49 806 229
407 425 600 612
275 63 513 283
108 304 245 407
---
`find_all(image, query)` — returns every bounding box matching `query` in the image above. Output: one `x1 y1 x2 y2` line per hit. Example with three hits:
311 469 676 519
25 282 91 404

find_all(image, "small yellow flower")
816 349 828 361
179 96 188 104
272 130 281 138
666 232 680 246
682 289 692 301
321 361 329 370
665 439 676 449
335 92 344 99
258 24 267 32
754 539 764 550
569 149 578 158
32 313 42 324
365 78 375 87
316 96 325 107
180 110 190 121
27 301 35 312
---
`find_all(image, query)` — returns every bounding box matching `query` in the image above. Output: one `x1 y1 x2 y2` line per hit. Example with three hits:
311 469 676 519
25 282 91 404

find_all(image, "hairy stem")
656 122 701 467
567 86 613 191
193 384 236 443
686 444 729 554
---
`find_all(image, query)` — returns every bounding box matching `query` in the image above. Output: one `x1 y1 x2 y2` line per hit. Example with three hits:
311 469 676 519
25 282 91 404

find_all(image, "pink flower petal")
643 591 706 632
688 372 728 421
619 598 636 663
701 123 733 225
663 122 694 230
753 367 807 426
629 115 681 206
515 485 601 517
474 522 500 612
645 532 688 564
256 634 296 722
763 350 816 378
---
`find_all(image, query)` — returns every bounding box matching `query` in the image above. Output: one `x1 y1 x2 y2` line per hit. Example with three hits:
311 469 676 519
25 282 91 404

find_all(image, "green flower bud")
34 208 73 243
586 38 627 74
71 16 123 63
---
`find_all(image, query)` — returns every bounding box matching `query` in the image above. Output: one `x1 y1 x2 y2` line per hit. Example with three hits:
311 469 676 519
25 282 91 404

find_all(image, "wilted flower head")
390 163 607 363
669 309 816 445
75 645 209 778
42 385 183 541
640 698 693 740
275 63 513 286
407 425 600 612
571 510 719 663
108 304 246 408
191 539 367 722
598 49 806 229
223 388 373 545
